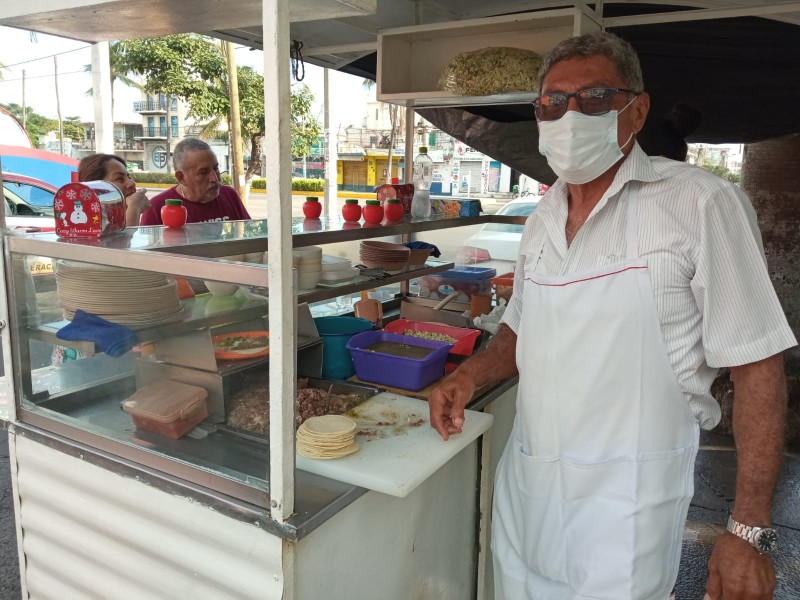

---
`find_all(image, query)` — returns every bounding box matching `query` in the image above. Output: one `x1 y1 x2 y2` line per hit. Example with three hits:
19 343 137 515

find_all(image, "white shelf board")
0 0 377 42
377 7 600 107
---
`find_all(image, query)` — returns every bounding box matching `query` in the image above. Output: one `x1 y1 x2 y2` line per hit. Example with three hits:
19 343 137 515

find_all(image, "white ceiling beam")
304 42 377 57
335 15 379 35
605 1 800 27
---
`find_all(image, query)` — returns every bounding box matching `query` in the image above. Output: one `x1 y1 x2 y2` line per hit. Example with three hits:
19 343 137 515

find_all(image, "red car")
2 172 57 233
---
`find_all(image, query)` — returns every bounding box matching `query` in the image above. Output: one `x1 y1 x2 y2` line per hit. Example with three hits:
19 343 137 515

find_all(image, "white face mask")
538 101 635 185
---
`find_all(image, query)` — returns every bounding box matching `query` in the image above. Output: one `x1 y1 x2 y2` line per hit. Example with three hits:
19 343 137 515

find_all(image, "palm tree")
83 41 142 114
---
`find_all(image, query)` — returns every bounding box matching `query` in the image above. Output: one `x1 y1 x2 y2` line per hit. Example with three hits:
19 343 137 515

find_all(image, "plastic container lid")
165 199 183 206
345 198 359 204
366 200 380 206
123 380 208 423
436 266 497 280
386 199 400 204
305 196 319 202
418 147 428 153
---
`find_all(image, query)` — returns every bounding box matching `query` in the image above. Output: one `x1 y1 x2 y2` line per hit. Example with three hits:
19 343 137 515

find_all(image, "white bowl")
297 265 322 273
321 267 360 283
204 280 239 296
297 271 322 290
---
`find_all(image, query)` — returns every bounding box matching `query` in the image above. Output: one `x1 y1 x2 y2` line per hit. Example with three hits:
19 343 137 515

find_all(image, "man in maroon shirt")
140 138 251 225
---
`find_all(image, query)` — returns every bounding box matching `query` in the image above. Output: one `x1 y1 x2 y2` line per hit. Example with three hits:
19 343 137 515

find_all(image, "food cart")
0 1 605 598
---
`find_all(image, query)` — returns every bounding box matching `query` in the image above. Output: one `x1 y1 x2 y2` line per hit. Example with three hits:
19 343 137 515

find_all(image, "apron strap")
625 181 641 259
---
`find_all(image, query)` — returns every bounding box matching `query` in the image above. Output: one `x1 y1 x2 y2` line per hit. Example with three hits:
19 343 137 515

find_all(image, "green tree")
83 41 142 114
63 116 84 142
699 160 741 185
120 34 321 194
1 102 57 146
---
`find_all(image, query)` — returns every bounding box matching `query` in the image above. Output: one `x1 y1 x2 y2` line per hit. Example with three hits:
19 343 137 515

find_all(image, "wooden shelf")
377 8 599 108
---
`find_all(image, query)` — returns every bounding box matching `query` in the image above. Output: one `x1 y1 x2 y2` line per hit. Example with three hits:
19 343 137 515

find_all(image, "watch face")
755 529 778 554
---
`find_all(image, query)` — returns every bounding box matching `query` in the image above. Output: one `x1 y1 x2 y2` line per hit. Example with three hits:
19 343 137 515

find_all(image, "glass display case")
4 214 505 509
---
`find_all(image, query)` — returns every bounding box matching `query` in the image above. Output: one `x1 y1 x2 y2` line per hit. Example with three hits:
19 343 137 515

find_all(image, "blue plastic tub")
314 316 373 379
346 330 452 391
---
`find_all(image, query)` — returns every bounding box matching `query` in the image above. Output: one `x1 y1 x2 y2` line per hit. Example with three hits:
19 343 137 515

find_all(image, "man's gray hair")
537 31 644 94
173 138 213 171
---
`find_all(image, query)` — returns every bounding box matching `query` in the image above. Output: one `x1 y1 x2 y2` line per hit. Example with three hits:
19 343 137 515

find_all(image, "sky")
0 26 374 131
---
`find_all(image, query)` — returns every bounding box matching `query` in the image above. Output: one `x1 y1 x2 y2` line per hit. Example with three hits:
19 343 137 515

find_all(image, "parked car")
465 198 538 262
3 172 56 219
3 172 57 276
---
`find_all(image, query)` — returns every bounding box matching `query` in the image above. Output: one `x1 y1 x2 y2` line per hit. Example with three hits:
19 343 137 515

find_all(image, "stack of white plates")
293 246 323 290
321 255 359 284
55 260 184 327
359 240 410 273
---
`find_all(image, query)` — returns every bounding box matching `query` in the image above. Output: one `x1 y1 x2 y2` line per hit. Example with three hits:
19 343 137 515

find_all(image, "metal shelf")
297 259 454 304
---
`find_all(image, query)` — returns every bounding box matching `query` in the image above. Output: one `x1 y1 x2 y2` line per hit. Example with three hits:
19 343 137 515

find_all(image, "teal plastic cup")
313 316 373 379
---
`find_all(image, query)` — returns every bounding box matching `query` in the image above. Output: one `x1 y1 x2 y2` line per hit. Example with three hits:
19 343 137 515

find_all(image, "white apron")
492 183 699 600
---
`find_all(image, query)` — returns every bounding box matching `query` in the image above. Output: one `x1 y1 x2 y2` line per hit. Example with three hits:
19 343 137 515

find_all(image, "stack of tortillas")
297 415 359 459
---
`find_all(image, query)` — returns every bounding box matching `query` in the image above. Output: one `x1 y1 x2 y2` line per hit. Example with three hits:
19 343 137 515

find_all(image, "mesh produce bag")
439 46 542 96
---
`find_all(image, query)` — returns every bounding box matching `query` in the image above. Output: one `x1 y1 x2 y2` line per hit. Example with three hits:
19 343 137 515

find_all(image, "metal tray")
215 377 384 444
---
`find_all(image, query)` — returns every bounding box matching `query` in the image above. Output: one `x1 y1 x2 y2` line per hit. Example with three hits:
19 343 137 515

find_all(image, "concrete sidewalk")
0 428 797 598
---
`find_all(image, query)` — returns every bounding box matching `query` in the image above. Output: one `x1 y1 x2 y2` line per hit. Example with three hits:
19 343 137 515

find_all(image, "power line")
0 45 91 69
0 69 85 83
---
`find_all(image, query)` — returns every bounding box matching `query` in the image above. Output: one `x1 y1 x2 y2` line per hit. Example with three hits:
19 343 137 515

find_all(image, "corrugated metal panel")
13 435 284 600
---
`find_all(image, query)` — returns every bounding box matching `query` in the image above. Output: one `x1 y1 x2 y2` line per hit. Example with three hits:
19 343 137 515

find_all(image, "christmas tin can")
53 181 126 238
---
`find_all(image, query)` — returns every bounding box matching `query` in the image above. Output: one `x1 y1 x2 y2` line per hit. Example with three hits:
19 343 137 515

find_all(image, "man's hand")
706 532 776 599
428 323 519 441
429 370 476 440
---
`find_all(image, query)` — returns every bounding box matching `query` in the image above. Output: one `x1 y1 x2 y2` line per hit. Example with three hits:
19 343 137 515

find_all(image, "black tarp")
341 3 800 184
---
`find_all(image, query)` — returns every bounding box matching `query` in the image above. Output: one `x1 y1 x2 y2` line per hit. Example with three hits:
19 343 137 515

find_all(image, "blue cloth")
56 309 138 358
405 241 441 258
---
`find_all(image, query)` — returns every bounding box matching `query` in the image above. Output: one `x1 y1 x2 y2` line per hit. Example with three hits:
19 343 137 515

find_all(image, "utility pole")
21 70 27 131
224 41 245 201
54 56 64 155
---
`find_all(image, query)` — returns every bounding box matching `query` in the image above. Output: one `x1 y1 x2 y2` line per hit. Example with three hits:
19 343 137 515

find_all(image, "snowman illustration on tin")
70 200 88 225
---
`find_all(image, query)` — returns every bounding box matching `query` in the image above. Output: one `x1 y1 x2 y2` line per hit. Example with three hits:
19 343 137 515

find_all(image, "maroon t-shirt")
140 185 251 225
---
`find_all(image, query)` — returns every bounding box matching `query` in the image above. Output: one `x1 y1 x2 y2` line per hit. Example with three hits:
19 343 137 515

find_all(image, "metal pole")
264 0 296 525
323 68 337 217
404 0 423 182
21 70 27 131
54 57 64 155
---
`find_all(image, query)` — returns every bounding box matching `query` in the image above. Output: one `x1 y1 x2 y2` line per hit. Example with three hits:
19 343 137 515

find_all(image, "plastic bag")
439 47 542 97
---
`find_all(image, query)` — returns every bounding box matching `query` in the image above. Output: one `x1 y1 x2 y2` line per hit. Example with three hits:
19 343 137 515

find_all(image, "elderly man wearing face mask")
429 31 794 600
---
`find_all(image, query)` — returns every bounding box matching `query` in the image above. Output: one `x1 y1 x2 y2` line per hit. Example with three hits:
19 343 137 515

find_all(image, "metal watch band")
727 515 777 554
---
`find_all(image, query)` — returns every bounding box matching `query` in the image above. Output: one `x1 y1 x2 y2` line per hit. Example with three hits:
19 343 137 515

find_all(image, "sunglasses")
532 87 640 121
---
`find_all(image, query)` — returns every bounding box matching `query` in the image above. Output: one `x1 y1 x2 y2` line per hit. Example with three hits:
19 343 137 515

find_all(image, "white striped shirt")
503 144 796 429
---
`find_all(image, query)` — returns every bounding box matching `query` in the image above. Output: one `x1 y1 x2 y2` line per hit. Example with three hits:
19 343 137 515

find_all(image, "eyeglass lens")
534 88 627 121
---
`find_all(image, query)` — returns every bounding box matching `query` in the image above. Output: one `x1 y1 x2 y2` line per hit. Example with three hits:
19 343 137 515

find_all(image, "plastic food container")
123 380 209 439
491 272 515 304
346 330 452 391
417 266 496 302
384 319 481 374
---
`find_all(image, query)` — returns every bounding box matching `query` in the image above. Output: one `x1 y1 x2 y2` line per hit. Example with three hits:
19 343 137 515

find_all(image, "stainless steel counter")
13 374 518 542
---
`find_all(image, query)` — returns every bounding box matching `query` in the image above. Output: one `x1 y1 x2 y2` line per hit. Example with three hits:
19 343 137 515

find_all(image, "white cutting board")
296 392 493 497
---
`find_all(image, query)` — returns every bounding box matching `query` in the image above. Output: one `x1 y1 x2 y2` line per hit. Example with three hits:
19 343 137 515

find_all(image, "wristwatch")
727 515 778 555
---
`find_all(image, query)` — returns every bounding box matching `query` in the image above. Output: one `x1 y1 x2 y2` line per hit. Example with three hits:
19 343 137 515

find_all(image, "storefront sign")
151 146 168 169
